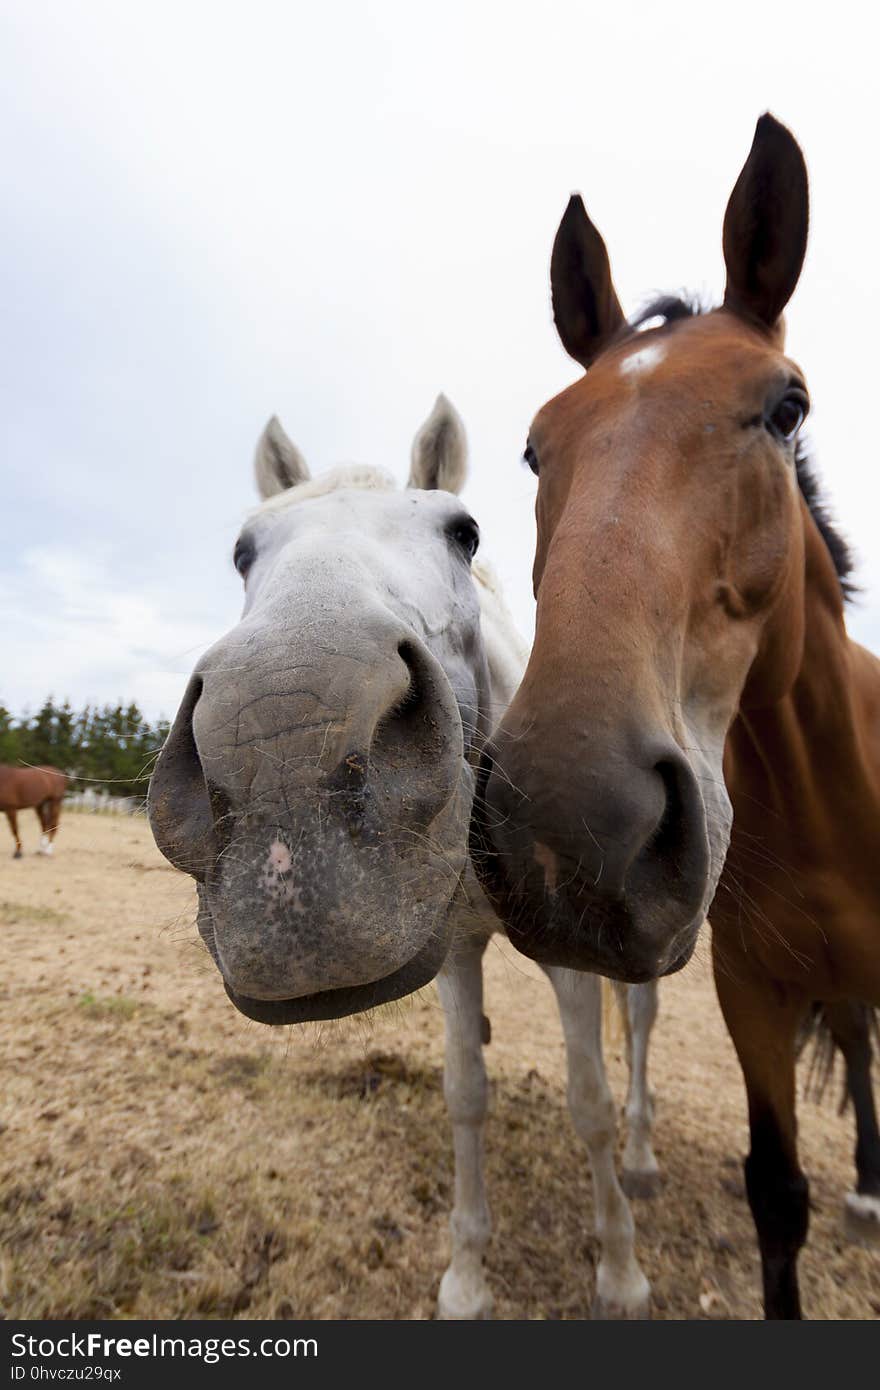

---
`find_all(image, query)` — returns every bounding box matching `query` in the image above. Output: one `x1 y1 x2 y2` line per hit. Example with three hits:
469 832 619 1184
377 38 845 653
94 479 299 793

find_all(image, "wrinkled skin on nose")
150 587 480 1023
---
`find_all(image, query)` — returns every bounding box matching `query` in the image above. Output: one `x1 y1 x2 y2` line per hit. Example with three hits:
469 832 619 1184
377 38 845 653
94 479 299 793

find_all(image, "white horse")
149 395 657 1317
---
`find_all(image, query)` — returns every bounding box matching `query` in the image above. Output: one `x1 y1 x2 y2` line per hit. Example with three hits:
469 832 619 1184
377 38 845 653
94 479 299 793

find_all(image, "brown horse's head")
473 115 814 981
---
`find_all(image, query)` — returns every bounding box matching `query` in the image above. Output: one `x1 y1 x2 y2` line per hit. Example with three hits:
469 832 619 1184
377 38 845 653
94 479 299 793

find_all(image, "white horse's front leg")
620 981 662 1198
546 967 651 1318
436 934 493 1320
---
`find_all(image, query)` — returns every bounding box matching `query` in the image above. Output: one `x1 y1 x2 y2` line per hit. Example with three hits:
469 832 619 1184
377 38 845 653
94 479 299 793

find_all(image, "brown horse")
472 115 880 1317
0 765 67 858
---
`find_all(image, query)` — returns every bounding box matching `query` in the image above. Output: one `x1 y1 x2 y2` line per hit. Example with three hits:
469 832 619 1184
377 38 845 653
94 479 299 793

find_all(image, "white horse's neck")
472 560 529 718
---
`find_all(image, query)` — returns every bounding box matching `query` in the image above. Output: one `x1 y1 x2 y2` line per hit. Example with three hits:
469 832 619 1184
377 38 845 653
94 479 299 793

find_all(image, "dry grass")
0 814 877 1320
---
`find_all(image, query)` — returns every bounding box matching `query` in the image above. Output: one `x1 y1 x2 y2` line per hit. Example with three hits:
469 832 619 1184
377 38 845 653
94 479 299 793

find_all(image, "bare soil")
1 813 877 1320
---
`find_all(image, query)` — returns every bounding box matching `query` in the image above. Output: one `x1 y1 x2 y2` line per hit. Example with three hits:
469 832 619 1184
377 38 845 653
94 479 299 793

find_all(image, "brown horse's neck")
726 498 879 855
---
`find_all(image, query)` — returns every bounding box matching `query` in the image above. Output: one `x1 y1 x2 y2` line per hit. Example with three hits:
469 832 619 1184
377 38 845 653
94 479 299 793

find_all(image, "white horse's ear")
254 416 310 499
408 394 468 494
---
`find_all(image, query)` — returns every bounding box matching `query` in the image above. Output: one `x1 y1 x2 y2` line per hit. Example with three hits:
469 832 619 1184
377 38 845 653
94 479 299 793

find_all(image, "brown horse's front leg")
5 810 22 858
712 930 810 1319
35 797 61 855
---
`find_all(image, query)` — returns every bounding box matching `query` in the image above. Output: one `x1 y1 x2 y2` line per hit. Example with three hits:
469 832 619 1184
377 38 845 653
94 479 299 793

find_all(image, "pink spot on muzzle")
534 841 559 895
268 840 292 875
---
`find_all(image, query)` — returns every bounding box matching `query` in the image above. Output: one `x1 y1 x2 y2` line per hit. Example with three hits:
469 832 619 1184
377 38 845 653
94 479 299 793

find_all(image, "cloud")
0 546 220 719
1 0 876 728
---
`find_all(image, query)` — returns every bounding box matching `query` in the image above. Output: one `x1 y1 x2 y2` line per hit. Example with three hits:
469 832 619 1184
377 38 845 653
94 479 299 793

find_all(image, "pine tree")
24 696 60 766
0 697 171 800
0 705 22 764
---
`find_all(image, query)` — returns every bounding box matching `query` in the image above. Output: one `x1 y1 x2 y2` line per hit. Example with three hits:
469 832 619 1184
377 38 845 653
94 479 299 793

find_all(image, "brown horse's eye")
523 443 539 476
767 392 808 443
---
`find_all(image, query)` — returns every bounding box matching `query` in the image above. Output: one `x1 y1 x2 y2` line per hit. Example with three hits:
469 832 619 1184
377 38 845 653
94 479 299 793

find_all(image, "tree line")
0 698 171 800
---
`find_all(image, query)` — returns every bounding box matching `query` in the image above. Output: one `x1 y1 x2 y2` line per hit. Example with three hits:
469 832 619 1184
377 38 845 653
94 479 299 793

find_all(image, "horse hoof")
436 1292 494 1321
13 849 22 859
591 1292 652 1320
843 1192 880 1247
621 1168 663 1199
437 1271 493 1320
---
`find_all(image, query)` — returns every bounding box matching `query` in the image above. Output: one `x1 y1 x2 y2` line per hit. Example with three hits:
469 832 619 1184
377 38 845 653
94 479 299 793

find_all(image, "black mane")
794 446 857 600
630 293 711 330
628 295 856 602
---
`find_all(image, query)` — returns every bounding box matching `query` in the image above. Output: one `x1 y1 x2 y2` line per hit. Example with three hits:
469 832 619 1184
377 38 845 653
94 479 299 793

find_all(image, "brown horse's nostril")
624 746 709 913
644 758 691 860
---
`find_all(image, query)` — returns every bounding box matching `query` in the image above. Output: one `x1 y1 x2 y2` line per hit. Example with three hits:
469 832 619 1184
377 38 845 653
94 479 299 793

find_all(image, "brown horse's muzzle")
470 729 711 981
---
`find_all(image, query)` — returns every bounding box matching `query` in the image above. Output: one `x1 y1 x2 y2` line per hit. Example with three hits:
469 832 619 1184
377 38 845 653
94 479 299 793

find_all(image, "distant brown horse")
0 765 67 857
472 115 880 1317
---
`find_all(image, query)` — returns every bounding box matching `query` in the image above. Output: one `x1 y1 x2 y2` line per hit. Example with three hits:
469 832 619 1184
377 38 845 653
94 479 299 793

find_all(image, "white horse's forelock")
253 464 398 517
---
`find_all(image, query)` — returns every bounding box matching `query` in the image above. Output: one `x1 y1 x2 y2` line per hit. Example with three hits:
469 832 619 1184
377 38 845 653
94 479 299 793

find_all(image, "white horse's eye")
233 537 255 578
447 517 480 561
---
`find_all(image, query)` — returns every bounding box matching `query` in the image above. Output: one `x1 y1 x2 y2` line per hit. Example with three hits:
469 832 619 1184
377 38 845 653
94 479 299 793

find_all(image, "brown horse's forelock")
624 294 857 603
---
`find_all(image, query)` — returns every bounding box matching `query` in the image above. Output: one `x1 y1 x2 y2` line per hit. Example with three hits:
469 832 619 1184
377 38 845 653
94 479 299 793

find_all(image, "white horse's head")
149 396 492 1023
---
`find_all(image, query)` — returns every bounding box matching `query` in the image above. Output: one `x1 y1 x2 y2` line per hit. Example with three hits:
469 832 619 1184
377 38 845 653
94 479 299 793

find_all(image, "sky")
2 1 878 722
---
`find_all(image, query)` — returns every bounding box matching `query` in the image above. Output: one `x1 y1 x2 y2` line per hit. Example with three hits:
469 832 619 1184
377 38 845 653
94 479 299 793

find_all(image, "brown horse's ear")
722 114 809 332
551 195 625 369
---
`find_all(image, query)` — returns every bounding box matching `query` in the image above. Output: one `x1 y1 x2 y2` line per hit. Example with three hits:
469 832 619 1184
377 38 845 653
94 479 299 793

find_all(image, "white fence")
65 789 145 816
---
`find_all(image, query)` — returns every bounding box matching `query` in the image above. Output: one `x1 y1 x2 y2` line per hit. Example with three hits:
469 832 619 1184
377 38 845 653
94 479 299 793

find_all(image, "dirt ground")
1 812 877 1321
